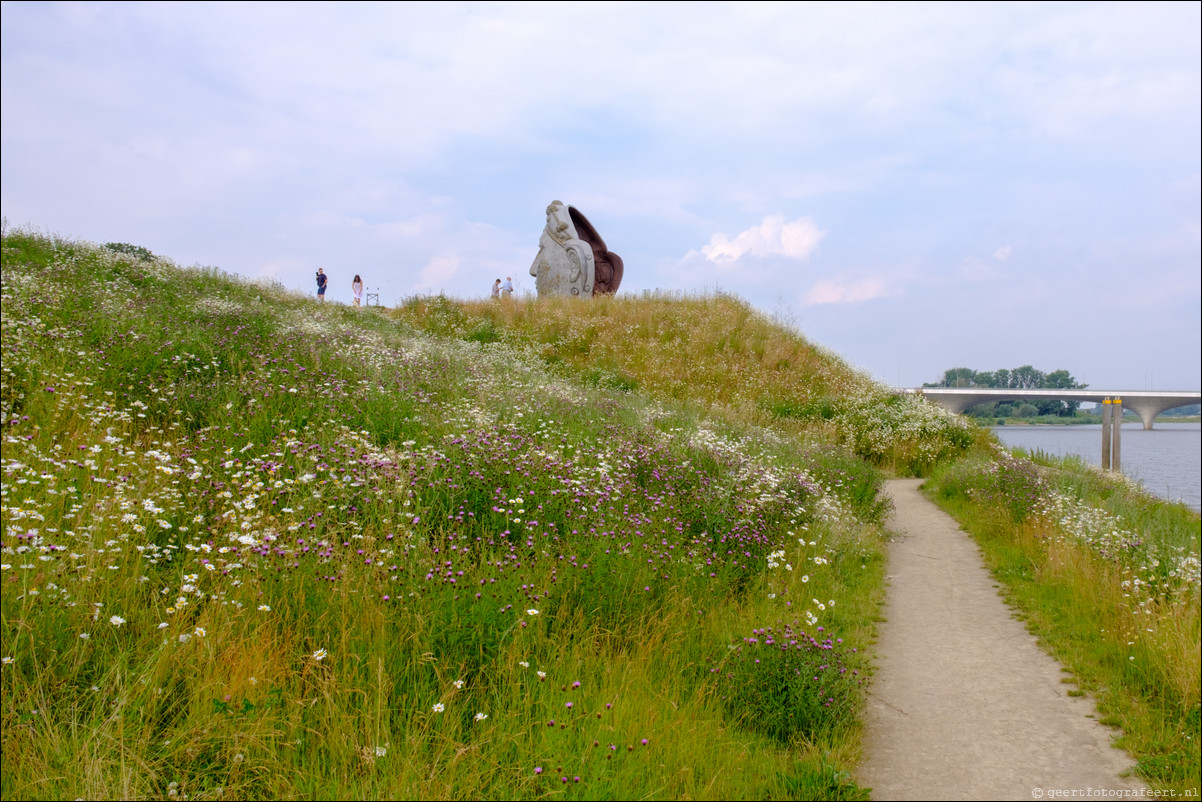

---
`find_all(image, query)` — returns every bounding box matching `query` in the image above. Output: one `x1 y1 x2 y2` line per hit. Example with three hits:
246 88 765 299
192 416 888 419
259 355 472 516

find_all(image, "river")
992 423 1200 512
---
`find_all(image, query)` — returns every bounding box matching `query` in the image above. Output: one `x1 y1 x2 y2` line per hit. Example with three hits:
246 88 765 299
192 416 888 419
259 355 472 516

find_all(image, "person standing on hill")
501 276 514 298
352 274 364 307
491 278 502 299
316 268 328 301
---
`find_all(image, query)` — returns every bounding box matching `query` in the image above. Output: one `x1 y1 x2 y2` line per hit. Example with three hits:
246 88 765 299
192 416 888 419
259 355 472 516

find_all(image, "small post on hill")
1101 398 1112 470
1112 397 1122 472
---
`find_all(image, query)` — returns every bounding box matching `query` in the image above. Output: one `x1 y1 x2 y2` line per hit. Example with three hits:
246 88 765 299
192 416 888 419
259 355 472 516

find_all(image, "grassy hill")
3 228 1197 798
1 229 972 800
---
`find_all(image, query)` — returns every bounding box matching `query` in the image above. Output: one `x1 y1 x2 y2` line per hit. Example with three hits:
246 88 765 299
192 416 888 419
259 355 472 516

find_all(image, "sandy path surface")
856 478 1147 801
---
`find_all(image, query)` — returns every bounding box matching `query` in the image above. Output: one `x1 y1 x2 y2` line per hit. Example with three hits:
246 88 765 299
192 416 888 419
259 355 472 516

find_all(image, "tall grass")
2 229 917 799
390 292 972 477
926 443 1201 792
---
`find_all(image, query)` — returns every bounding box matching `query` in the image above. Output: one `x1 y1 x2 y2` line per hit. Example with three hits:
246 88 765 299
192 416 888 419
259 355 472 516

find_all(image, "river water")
992 423 1200 511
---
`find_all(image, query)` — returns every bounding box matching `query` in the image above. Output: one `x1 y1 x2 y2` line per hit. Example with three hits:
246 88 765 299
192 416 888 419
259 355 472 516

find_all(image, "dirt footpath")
856 479 1147 801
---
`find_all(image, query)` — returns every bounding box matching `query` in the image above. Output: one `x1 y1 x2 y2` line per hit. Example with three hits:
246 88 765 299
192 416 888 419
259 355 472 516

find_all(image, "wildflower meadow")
3 228 968 799
6 226 1191 799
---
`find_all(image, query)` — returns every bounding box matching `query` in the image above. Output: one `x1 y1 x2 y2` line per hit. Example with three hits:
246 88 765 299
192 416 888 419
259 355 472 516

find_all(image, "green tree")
925 367 977 388
972 371 994 387
1010 364 1044 389
1044 369 1078 389
1041 368 1087 415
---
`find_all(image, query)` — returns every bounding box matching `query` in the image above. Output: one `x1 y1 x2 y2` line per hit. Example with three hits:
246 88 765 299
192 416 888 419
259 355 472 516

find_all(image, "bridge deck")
903 388 1200 429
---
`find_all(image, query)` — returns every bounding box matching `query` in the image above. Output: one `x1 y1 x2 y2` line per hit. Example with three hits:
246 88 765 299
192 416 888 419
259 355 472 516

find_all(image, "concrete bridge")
903 388 1201 430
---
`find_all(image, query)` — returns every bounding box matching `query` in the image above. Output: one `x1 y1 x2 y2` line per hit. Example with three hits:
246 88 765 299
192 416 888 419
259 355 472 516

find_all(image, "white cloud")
414 256 459 292
802 278 891 306
2 3 1198 388
958 257 999 282
701 215 826 263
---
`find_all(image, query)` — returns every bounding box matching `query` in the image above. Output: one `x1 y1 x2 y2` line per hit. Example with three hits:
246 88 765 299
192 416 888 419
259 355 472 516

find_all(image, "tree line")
924 365 1087 417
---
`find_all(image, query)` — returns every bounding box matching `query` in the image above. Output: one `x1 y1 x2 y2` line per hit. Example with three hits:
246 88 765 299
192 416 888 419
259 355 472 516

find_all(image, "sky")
3 1 1200 391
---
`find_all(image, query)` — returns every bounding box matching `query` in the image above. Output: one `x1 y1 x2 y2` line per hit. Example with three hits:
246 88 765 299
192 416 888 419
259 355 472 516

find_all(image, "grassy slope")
390 293 974 479
5 231 960 800
6 229 1193 800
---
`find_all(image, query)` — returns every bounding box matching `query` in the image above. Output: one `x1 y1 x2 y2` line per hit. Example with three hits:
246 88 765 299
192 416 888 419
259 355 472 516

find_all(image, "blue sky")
3 1 1199 390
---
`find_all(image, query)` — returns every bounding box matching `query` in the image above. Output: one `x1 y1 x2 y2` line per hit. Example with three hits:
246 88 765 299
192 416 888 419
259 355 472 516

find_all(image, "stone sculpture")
529 201 623 297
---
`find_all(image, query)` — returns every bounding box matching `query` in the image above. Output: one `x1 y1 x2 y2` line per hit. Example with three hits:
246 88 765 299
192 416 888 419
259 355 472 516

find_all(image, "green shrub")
716 622 864 744
103 241 156 261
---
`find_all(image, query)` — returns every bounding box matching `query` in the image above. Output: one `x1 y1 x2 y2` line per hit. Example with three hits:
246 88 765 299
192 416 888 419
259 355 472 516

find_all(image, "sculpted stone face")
530 201 623 297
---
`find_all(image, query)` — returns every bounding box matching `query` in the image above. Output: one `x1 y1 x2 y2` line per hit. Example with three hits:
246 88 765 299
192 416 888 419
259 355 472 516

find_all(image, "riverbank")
922 444 1201 794
992 423 1200 511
